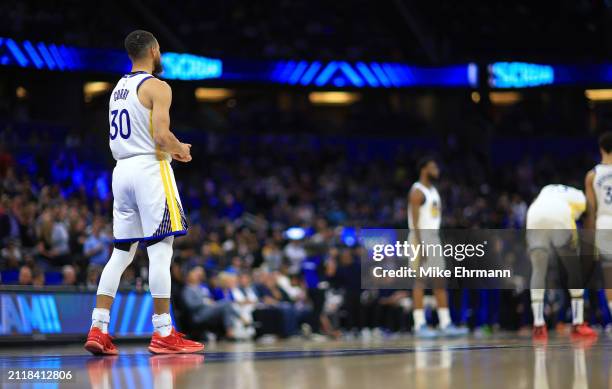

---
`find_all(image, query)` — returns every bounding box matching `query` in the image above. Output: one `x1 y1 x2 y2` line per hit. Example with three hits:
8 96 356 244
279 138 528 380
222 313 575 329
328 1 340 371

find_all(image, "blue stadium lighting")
369 63 392 87
22 41 43 69
6 38 28 67
299 61 322 85
161 52 223 80
355 62 379 87
0 36 476 87
36 42 57 69
0 37 223 80
272 60 477 88
49 44 66 70
489 62 555 88
288 60 308 84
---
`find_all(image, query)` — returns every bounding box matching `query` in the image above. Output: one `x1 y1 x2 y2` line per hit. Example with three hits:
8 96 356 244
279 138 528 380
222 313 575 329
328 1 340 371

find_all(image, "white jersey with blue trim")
593 164 612 229
108 71 168 161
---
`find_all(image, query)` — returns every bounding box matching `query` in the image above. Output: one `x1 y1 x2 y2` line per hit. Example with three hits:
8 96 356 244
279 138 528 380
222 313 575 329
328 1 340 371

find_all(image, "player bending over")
527 184 597 341
84 30 203 355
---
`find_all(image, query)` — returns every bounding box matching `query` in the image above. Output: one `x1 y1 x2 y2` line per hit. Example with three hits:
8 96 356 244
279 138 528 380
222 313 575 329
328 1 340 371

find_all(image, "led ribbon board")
0 291 158 337
488 62 555 88
488 62 612 88
0 37 222 80
0 36 477 87
269 60 478 88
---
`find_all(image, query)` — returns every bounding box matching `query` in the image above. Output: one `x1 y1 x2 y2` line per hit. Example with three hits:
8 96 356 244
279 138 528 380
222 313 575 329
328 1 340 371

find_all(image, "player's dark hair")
599 131 612 153
124 30 157 60
417 156 436 173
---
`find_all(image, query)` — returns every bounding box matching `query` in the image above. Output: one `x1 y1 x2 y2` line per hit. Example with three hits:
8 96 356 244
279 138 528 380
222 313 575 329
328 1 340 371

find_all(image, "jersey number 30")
110 109 131 140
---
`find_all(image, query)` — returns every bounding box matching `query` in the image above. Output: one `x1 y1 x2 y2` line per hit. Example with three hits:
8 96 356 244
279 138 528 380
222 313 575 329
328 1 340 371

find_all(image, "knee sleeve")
147 236 174 299
569 289 584 299
97 242 138 298
530 248 549 289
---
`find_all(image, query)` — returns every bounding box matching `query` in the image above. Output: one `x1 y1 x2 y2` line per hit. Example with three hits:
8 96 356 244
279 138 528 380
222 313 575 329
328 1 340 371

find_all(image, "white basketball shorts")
112 154 187 243
526 199 574 251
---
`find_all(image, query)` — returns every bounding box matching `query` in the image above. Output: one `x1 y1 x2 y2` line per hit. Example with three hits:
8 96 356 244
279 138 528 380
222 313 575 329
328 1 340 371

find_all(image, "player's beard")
427 172 439 183
153 55 163 76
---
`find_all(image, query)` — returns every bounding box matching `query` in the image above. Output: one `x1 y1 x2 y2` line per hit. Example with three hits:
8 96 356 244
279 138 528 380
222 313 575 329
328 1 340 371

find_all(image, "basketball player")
84 30 203 354
584 131 612 318
409 157 468 338
527 184 596 340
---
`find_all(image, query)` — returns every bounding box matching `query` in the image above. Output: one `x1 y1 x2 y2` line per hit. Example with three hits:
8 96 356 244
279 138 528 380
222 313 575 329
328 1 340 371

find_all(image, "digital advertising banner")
0 290 156 339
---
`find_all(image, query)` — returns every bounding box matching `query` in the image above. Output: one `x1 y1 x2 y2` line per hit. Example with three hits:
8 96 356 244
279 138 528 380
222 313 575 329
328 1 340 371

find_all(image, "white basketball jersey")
408 182 441 230
593 164 612 228
108 71 168 161
534 184 586 221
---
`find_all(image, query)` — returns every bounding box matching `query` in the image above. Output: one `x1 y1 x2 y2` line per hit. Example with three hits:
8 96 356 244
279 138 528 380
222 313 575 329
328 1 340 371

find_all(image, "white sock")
532 301 545 326
152 313 172 337
437 307 451 329
413 309 426 329
571 298 584 325
91 308 110 334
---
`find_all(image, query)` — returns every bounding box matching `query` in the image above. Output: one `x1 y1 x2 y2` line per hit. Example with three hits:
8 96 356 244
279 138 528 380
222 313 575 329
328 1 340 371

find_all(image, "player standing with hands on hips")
84 30 203 354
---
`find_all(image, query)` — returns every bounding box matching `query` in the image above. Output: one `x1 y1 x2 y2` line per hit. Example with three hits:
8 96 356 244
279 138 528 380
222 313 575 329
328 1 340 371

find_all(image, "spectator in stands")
50 204 70 265
83 216 111 267
36 205 70 267
261 237 283 271
32 267 45 288
228 271 257 339
182 266 240 339
327 247 362 331
1 238 22 269
18 265 32 285
86 265 102 291
62 264 77 286
284 239 306 274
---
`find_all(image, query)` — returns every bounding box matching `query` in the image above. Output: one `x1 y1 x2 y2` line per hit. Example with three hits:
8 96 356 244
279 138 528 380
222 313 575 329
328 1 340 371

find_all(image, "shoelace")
173 330 189 344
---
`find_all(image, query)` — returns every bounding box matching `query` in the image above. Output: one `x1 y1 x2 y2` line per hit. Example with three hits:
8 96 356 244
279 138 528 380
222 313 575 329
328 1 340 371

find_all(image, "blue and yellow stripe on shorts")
149 111 188 237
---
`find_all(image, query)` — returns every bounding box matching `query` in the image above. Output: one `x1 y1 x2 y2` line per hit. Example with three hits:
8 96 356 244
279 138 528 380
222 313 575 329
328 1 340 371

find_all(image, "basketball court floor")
0 334 610 388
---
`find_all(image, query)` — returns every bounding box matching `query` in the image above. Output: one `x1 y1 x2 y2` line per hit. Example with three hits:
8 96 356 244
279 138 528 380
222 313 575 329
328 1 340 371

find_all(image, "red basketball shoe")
148 328 205 354
84 327 119 355
571 323 598 338
532 325 548 342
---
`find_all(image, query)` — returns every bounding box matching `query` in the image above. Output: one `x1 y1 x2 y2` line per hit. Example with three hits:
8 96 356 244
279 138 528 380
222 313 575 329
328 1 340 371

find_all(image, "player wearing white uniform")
584 131 612 322
527 184 596 340
408 158 467 339
85 30 203 355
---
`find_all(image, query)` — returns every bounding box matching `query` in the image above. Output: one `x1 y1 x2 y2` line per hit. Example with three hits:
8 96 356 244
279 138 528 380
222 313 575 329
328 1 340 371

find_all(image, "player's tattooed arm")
146 79 192 162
